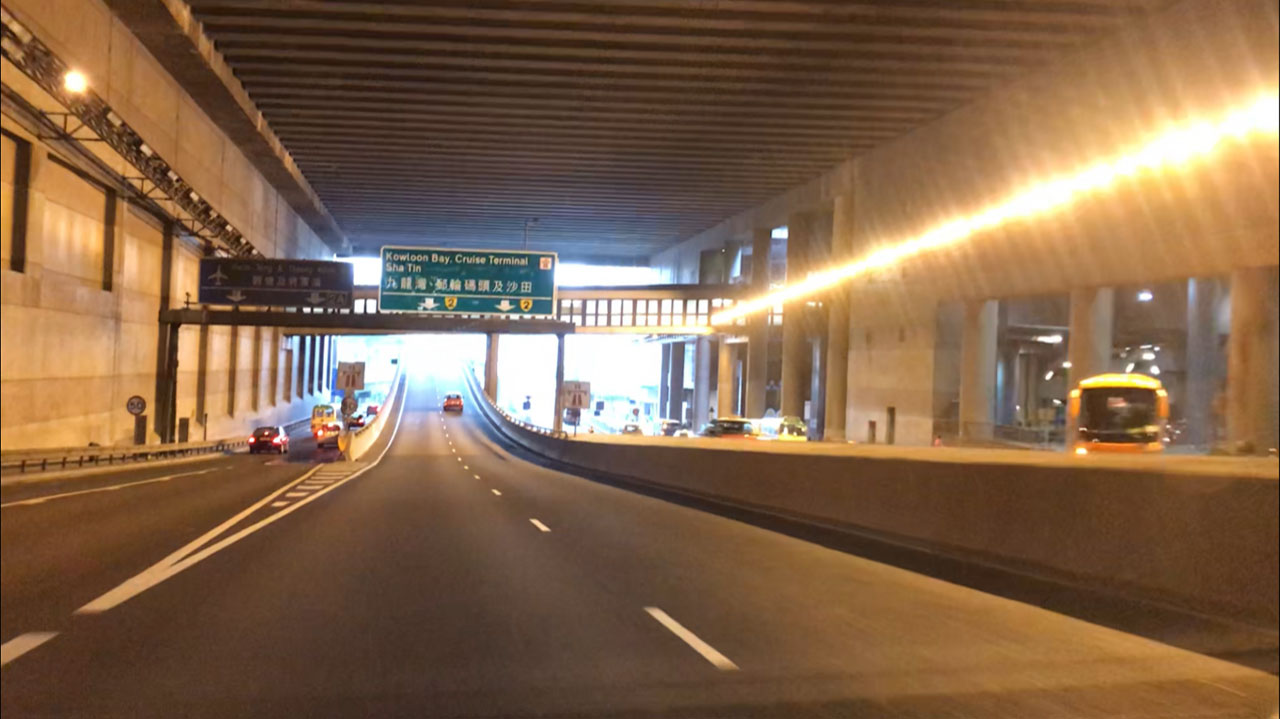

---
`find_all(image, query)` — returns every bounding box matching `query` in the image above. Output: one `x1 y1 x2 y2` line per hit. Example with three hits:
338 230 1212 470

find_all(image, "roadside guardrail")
1 417 310 476
464 363 568 440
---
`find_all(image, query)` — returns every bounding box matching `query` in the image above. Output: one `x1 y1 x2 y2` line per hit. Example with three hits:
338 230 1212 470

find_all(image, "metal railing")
464 363 568 440
1 417 310 475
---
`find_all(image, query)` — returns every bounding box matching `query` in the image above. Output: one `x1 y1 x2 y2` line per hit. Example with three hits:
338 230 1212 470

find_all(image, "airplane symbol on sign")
207 268 229 286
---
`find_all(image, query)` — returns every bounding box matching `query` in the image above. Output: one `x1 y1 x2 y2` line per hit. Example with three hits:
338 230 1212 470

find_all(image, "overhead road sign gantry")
199 259 354 309
379 246 557 317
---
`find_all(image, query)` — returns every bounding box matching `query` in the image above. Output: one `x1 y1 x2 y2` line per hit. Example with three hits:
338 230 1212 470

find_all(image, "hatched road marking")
0 632 59 667
529 518 551 532
644 607 739 671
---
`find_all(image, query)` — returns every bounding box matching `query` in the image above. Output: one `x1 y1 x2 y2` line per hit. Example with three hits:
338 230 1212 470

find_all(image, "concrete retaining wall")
469 372 1278 624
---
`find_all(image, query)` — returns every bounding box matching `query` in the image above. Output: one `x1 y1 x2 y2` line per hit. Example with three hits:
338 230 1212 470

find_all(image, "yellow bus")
1068 373 1169 454
310 403 339 433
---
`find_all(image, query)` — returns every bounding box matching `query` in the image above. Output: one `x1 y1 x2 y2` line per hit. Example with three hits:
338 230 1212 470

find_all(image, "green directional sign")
378 246 558 317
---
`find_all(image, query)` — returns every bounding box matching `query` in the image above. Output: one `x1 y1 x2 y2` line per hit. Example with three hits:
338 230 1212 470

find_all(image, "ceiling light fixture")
711 93 1279 326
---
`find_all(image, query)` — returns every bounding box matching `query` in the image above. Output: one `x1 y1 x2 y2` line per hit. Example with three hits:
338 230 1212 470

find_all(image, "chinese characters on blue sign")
378 246 557 316
198 259 354 309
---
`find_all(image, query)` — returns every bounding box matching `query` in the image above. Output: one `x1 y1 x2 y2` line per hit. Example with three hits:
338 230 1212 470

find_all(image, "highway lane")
0 423 330 644
1 363 1276 717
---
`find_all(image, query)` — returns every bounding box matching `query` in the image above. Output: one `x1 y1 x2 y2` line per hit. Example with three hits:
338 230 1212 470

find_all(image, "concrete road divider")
465 368 1278 626
345 366 404 461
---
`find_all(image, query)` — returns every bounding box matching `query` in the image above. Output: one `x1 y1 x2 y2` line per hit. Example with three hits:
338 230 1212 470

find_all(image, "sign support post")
553 334 566 434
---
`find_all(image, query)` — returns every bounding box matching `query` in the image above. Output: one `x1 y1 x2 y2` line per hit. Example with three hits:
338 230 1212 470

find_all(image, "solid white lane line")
1 468 222 509
644 607 739 671
270 501 290 507
491 489 502 496
0 632 59 667
529 518 551 532
77 380 409 615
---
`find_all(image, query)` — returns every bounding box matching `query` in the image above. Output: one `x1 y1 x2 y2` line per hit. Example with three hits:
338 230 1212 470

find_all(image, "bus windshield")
1078 387 1159 442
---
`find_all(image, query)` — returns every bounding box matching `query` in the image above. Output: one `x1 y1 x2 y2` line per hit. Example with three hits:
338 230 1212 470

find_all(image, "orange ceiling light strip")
711 92 1280 326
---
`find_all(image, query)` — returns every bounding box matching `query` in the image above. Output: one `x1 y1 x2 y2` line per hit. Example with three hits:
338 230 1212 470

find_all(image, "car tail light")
272 435 284 444
315 430 322 438
248 436 255 443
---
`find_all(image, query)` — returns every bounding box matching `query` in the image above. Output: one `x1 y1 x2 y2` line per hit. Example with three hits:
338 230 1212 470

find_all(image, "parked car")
443 393 464 412
366 404 380 417
620 423 645 435
249 425 289 454
657 419 682 436
699 417 755 439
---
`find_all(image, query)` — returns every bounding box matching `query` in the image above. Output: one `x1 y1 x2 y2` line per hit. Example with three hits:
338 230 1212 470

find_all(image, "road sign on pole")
125 395 147 416
561 380 591 410
378 246 557 317
198 259 353 309
336 361 366 391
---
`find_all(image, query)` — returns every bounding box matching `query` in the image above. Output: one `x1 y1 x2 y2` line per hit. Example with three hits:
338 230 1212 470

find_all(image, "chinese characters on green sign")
378 246 557 317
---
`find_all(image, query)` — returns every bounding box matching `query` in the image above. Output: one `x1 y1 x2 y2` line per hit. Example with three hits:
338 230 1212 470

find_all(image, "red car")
249 425 289 454
443 393 464 412
314 422 342 449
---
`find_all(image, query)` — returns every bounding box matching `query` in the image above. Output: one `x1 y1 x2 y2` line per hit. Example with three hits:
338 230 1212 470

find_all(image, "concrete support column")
668 341 686 422
823 195 853 440
780 213 810 417
484 332 500 400
1225 267 1279 454
716 337 735 417
745 227 772 418
1185 277 1224 447
552 334 566 433
1066 286 1115 439
659 343 672 415
958 299 998 440
693 336 712 427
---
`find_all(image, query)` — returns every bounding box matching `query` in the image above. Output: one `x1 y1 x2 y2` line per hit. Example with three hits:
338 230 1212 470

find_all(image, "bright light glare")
1141 351 1156 360
711 92 1280 325
1043 370 1054 381
1062 361 1073 368
1150 365 1161 376
1125 362 1136 373
1075 447 1089 455
1137 290 1154 302
63 70 88 93
1033 334 1064 344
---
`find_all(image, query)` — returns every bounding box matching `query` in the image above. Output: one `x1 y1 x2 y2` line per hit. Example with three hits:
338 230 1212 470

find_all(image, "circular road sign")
341 395 359 417
126 395 147 416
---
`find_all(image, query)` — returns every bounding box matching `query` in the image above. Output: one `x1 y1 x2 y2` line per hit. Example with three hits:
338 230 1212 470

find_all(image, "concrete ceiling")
187 0 1174 262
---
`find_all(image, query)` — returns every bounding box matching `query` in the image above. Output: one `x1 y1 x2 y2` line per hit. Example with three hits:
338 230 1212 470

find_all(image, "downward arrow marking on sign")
226 290 246 303
418 298 438 310
306 292 325 304
495 300 515 311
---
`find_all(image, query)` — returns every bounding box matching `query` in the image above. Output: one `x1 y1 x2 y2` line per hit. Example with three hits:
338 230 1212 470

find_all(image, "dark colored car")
699 417 755 439
366 404 380 417
249 425 289 454
443 393 464 412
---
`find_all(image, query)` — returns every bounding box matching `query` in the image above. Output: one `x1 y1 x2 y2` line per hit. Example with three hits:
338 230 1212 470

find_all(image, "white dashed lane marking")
491 489 502 496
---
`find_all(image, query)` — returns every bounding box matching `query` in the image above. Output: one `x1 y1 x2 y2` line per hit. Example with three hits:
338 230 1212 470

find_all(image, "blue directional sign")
198 258 354 309
379 246 557 317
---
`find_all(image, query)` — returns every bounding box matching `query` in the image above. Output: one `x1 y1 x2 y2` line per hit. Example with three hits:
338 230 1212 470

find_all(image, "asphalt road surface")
2 364 1276 717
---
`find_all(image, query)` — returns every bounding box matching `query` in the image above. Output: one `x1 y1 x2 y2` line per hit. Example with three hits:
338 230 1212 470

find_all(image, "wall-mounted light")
1044 370 1055 381
1125 362 1136 373
1061 360 1073 368
1141 351 1156 361
1033 334 1064 344
63 70 88 93
1150 365 1161 376
1137 290 1154 302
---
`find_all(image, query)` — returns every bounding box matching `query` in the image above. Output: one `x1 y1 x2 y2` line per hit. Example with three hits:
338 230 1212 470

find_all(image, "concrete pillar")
659 343 672 415
959 299 998 440
668 341 686 422
745 227 772 418
553 334 566 433
780 213 810 417
1065 286 1115 439
823 195 853 440
484 333 500 400
717 337 735 417
693 336 712 427
1185 277 1224 448
1225 267 1279 454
